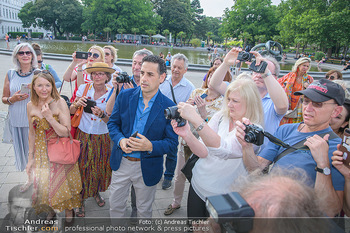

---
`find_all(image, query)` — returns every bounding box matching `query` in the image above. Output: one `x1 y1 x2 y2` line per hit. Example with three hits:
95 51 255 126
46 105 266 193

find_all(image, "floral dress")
32 115 82 211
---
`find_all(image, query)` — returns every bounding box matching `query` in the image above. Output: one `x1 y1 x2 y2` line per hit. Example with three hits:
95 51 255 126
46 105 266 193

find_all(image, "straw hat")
84 62 115 74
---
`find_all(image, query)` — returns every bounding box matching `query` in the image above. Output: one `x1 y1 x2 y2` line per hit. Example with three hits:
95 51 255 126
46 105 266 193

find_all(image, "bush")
190 38 201 48
314 51 325 61
8 32 43 38
55 36 66 40
71 36 81 41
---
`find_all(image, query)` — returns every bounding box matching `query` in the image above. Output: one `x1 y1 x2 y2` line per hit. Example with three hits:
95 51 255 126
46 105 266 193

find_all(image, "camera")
249 60 268 73
237 51 252 62
115 72 131 83
206 192 254 233
244 123 264 146
164 106 187 127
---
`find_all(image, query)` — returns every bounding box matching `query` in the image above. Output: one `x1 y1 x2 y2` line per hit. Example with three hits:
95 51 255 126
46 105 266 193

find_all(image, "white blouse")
191 111 260 201
76 83 111 135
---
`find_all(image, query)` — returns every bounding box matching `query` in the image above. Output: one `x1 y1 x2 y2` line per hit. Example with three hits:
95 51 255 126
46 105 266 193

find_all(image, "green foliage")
82 0 159 35
222 0 278 43
8 32 43 38
194 16 222 42
18 0 83 37
190 38 201 48
314 51 325 61
225 40 243 47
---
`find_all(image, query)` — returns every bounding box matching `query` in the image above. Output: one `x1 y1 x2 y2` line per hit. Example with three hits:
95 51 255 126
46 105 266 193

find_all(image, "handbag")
2 113 12 144
47 127 81 164
71 83 90 128
181 154 199 182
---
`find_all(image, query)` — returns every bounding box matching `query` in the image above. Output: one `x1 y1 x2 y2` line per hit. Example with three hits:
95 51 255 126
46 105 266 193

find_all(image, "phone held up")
83 99 97 114
339 128 350 168
20 83 30 95
193 93 208 105
76 51 89 60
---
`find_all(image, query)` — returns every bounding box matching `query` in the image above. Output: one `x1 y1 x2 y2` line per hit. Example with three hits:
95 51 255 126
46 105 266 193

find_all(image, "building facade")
0 0 48 38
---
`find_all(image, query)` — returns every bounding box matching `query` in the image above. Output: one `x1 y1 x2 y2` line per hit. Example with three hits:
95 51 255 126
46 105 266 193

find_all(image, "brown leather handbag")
71 83 90 127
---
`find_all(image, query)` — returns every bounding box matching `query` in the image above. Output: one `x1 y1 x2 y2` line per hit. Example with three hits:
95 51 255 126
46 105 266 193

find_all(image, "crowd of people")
2 42 350 231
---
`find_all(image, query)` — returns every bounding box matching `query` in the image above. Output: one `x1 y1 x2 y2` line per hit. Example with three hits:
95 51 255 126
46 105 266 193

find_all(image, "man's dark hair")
8 184 33 204
142 55 167 75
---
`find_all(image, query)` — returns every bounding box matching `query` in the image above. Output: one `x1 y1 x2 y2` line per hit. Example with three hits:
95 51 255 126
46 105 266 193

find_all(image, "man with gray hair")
159 53 195 190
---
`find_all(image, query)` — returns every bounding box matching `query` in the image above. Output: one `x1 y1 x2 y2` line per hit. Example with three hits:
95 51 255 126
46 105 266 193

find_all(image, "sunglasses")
38 60 43 64
105 52 110 56
326 75 336 80
302 98 336 108
33 69 53 78
17 51 32 56
88 52 99 59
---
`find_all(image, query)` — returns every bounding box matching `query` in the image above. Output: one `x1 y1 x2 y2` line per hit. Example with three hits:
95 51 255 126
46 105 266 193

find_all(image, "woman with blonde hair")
172 79 263 219
62 45 105 101
1 43 38 173
278 57 313 125
26 71 81 223
103 45 122 87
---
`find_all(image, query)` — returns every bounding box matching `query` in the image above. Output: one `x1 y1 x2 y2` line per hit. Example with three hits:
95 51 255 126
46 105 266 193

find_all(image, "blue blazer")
107 87 178 186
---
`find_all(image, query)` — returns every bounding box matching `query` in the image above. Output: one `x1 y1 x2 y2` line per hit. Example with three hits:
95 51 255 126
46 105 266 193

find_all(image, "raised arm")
209 47 242 95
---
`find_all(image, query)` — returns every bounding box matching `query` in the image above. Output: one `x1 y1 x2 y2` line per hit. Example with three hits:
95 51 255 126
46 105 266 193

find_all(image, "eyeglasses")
17 51 32 56
92 72 106 77
88 52 99 59
326 75 336 80
302 98 336 108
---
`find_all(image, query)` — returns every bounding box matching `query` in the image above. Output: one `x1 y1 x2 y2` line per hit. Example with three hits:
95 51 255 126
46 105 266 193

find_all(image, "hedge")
8 32 43 38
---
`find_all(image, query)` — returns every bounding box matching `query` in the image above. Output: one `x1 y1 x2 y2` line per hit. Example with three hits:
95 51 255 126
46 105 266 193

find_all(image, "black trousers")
187 184 209 219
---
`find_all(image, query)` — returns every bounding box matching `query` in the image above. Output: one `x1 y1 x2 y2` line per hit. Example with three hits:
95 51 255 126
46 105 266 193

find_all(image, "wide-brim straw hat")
84 62 115 74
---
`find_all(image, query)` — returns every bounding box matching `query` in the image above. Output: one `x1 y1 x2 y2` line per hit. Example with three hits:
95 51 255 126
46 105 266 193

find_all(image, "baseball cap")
294 79 345 105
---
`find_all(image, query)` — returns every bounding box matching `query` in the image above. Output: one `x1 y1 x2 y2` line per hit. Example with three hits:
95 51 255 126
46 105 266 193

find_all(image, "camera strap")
169 82 177 104
273 130 338 163
262 130 338 174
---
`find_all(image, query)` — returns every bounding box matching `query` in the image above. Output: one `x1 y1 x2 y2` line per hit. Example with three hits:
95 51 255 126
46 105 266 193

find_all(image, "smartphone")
83 99 96 114
339 128 350 168
127 131 138 148
130 131 138 138
194 93 208 105
20 83 30 95
76 51 89 59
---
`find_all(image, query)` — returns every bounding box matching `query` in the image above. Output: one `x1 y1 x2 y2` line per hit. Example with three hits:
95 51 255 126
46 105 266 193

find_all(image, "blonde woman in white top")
172 79 264 219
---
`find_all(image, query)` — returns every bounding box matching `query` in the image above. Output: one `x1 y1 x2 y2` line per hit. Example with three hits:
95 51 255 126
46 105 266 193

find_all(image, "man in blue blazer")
107 55 178 218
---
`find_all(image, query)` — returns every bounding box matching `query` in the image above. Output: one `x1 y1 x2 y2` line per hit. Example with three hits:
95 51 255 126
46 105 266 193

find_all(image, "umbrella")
151 34 166 40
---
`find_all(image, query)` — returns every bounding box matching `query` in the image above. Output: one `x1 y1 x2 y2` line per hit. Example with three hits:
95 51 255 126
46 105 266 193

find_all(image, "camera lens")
245 133 256 144
164 109 171 119
241 52 250 61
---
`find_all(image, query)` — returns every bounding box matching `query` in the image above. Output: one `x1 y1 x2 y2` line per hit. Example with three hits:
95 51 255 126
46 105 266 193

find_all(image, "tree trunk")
327 47 332 58
65 32 69 40
296 43 300 58
344 46 348 59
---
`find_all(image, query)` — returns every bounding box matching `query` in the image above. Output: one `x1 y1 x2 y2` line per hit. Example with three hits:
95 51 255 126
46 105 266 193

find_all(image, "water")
1 40 325 71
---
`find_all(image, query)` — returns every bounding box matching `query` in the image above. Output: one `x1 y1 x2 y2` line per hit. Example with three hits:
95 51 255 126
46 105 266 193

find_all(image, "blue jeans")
164 149 178 181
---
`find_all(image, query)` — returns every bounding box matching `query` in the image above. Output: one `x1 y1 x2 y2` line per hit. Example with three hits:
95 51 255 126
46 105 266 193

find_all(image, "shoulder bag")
47 126 81 164
71 83 90 128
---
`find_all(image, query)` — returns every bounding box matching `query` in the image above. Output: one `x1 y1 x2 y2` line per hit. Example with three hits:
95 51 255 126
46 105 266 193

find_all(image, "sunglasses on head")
88 52 99 59
34 69 53 78
17 51 32 56
301 97 336 108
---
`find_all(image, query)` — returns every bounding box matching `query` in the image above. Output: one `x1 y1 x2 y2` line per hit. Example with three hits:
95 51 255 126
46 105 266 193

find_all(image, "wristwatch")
261 71 272 79
315 166 331 175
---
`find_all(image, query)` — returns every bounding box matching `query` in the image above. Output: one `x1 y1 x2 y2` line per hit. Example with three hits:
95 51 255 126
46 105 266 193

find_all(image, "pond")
1 40 326 71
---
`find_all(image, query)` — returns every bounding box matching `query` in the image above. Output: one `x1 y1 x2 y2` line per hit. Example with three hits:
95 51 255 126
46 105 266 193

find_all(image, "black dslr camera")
244 123 264 146
115 71 131 83
164 106 187 127
237 51 252 62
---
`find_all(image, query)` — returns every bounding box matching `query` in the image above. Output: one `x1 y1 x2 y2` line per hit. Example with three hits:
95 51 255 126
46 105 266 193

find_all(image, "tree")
156 0 193 43
163 29 170 44
238 32 252 49
206 32 213 46
82 0 160 37
178 31 186 45
131 28 139 42
145 29 155 44
19 0 83 37
103 27 111 41
118 28 126 41
222 0 278 42
195 16 222 42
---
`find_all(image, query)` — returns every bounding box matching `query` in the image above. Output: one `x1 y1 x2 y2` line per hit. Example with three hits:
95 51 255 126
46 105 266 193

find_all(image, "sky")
199 0 281 18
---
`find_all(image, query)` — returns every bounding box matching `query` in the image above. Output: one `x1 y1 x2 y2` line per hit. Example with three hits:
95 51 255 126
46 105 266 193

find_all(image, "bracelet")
195 120 206 132
7 97 12 105
261 71 272 79
99 112 106 118
72 101 79 109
